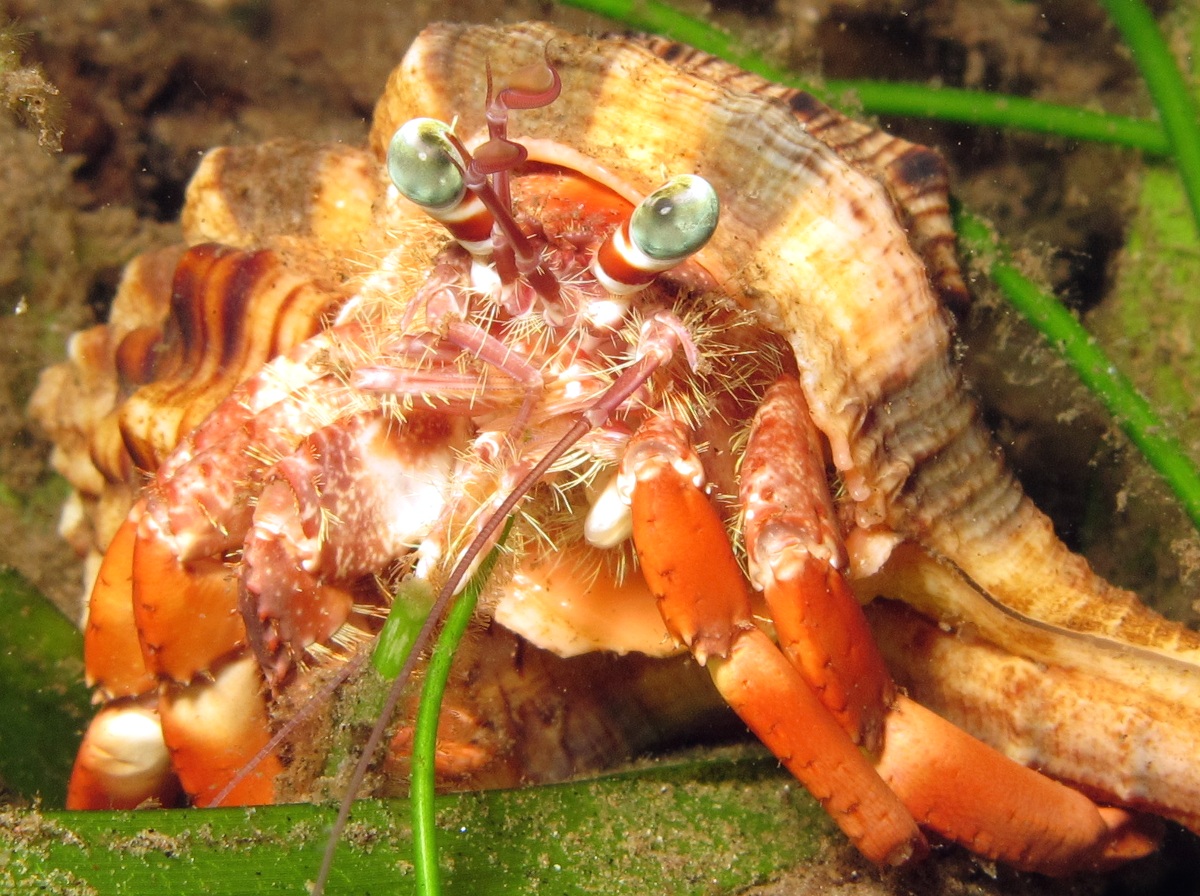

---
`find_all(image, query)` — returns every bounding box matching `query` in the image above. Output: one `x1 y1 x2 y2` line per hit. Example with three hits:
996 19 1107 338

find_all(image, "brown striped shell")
31 21 1200 830
32 142 388 561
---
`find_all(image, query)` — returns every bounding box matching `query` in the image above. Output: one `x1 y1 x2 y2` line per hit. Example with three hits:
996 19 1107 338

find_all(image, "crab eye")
387 118 467 211
629 175 719 262
387 118 495 251
591 174 720 296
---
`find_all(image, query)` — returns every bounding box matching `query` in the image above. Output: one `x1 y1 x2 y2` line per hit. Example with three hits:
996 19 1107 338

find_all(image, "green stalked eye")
387 118 466 211
629 175 719 262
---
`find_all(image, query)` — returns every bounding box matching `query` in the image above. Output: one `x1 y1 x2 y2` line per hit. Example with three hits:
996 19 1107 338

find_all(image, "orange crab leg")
72 492 280 808
83 506 156 699
740 377 1154 873
67 698 180 810
624 417 927 867
739 379 891 749
876 694 1156 874
157 653 281 806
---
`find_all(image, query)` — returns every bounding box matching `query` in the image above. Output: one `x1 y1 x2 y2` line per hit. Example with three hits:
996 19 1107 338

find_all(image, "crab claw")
67 698 179 810
158 652 281 806
240 411 461 682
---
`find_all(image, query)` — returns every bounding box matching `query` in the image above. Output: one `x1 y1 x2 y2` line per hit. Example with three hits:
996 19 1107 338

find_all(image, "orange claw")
624 415 927 867
83 504 156 699
158 653 281 806
132 505 247 683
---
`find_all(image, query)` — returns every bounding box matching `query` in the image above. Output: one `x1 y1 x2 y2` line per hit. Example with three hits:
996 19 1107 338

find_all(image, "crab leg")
68 492 284 809
738 378 892 751
621 413 927 867
157 653 282 807
66 698 178 810
874 694 1158 874
739 377 1151 874
241 410 463 681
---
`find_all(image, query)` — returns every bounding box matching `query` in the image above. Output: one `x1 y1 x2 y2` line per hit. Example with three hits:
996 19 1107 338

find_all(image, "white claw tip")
584 472 634 548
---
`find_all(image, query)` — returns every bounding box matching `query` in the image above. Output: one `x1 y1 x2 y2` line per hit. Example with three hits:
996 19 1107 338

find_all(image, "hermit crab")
31 20 1200 878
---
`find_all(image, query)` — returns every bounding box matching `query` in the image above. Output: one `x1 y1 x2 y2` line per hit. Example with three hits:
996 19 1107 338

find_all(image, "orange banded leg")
623 416 926 867
133 501 282 804
70 503 178 809
740 377 1152 873
739 379 891 750
71 493 280 808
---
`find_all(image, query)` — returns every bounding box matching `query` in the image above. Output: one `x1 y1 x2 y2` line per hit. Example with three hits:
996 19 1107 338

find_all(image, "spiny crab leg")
874 696 1160 873
156 652 283 807
624 376 1158 874
739 377 892 748
71 498 282 809
621 409 926 867
239 410 464 683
